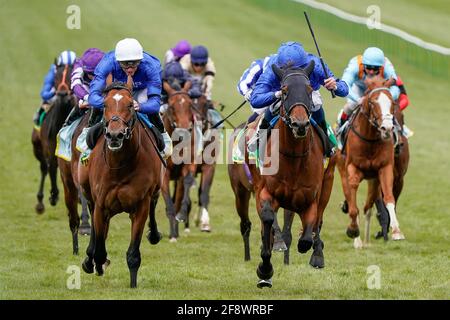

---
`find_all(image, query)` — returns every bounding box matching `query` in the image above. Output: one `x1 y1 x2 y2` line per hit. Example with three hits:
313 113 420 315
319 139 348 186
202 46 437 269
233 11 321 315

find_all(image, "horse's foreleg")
298 201 317 254
128 199 149 288
36 159 48 214
282 210 295 265
82 202 95 274
198 164 215 232
347 164 363 248
256 190 277 288
336 153 351 214
79 187 91 235
61 171 80 255
48 156 59 206
363 179 380 246
147 191 162 245
272 212 287 252
93 207 109 276
162 170 177 241
175 170 195 223
234 181 252 261
379 165 405 240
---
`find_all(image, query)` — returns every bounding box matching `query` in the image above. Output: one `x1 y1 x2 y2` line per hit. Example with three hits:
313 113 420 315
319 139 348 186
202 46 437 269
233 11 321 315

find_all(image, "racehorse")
58 110 91 255
79 76 164 288
161 81 196 241
335 76 405 249
246 61 335 288
32 63 75 214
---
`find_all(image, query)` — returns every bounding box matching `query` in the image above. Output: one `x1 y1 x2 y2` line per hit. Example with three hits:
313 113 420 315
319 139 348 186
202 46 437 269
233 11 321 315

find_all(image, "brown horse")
246 61 334 288
336 76 405 249
32 63 75 214
79 76 163 288
58 110 91 255
161 81 196 241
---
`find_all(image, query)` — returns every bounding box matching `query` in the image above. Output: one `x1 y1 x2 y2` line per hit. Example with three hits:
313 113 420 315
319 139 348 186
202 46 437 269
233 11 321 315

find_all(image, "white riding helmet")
57 50 76 65
115 38 144 61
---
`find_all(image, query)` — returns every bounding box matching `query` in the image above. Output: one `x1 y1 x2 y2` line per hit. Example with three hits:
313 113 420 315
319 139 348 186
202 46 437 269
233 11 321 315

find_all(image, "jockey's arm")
71 60 89 102
341 57 360 102
88 54 114 109
383 58 400 101
250 68 279 108
316 58 349 97
40 64 56 101
202 58 216 100
237 60 263 96
138 63 162 114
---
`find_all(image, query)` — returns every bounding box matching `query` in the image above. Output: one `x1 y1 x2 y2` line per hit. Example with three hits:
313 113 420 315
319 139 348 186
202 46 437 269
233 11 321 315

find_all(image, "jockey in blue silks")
34 50 77 125
249 41 349 154
89 38 172 158
336 47 400 129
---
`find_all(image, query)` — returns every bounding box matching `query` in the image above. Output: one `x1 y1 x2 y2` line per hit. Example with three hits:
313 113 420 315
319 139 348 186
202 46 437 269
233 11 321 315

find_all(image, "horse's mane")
104 81 131 94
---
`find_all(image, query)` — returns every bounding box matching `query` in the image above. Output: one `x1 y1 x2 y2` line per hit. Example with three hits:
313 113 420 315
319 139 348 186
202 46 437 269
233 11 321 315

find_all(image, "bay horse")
336 76 405 249
247 61 335 288
58 110 91 255
161 81 196 241
79 76 164 288
32 62 75 214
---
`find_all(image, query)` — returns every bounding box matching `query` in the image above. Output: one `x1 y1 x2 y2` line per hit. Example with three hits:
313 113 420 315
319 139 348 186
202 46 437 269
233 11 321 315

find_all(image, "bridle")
166 91 195 131
56 64 71 92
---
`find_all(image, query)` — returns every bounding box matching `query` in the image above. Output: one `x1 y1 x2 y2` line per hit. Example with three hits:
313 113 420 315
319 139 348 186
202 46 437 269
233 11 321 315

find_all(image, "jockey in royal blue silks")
89 38 172 158
33 50 77 125
249 41 349 155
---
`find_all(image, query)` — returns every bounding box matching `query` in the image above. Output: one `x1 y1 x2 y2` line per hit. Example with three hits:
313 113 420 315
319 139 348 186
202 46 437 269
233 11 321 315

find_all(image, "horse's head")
362 76 396 140
54 61 73 97
163 80 194 132
272 60 315 138
103 76 136 151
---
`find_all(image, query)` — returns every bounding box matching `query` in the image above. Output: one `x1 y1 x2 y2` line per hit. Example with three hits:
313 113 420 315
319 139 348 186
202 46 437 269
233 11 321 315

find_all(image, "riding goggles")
119 60 141 68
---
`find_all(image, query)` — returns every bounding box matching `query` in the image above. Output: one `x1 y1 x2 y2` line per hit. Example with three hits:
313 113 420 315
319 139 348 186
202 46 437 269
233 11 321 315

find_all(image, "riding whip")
304 11 336 98
212 100 246 129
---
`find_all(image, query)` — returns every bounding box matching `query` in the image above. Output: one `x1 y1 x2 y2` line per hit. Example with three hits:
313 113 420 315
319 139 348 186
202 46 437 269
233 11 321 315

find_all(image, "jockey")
89 38 172 158
160 60 192 113
237 54 276 122
336 47 400 130
63 48 105 127
164 40 192 65
250 41 348 155
180 45 223 128
33 50 77 125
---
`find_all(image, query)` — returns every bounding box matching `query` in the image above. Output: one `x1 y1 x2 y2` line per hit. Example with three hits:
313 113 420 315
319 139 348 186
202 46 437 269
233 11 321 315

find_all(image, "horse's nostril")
117 132 124 140
105 132 112 139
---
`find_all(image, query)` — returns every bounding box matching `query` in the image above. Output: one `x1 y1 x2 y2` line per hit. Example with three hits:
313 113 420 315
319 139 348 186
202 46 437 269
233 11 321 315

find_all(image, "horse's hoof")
309 253 325 269
353 237 363 249
340 200 349 214
297 237 313 253
273 239 287 252
82 258 94 274
49 195 58 206
184 228 191 233
392 231 405 241
147 231 162 245
79 224 91 236
169 237 178 243
375 231 384 240
346 227 360 238
35 203 45 215
257 278 273 289
200 224 211 232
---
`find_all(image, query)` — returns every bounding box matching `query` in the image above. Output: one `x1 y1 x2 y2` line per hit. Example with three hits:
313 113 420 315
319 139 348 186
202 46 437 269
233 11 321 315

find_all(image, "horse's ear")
182 80 192 93
272 64 283 80
163 81 175 96
304 60 315 76
126 75 133 92
106 73 113 86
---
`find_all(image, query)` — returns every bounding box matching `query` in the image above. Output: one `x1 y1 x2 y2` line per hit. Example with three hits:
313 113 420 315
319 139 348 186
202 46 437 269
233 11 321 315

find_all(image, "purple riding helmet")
71 48 105 101
172 40 192 58
81 48 105 73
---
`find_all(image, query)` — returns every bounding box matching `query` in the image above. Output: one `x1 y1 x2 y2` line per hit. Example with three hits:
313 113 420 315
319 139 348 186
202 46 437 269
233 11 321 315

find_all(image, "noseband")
362 87 393 131
280 72 312 128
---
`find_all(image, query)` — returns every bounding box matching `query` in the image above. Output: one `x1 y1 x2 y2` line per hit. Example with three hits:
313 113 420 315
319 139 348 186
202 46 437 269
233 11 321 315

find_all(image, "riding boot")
247 109 271 153
319 120 335 157
147 113 172 159
88 108 103 127
63 105 84 127
33 106 45 126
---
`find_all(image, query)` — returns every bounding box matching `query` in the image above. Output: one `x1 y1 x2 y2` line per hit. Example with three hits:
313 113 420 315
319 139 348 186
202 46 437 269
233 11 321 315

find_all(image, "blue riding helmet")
276 41 307 68
163 61 186 81
362 47 385 67
191 45 208 64
57 50 76 65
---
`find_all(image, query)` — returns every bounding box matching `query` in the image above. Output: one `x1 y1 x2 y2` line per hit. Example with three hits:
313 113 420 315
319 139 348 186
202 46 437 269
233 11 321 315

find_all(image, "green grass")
0 0 449 299
318 0 450 47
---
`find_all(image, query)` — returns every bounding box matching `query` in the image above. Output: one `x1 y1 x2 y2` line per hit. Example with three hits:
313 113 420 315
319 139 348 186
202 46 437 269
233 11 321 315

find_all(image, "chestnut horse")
79 77 163 288
32 63 75 213
161 81 196 241
336 76 405 249
247 61 334 288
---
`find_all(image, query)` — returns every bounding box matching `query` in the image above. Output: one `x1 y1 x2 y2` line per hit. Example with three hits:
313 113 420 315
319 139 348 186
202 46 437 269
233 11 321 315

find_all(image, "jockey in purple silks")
63 48 105 127
164 40 192 65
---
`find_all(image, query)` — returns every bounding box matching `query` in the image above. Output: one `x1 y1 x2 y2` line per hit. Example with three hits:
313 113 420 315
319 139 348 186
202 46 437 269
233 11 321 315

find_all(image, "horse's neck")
105 125 140 170
354 109 379 139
